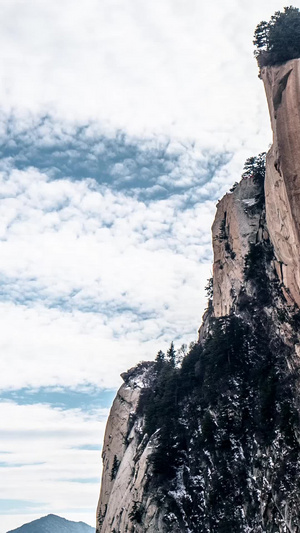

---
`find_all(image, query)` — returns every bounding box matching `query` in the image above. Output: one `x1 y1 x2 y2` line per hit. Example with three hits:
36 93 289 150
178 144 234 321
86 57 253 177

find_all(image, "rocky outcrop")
212 177 263 317
212 59 300 316
262 59 300 307
96 363 174 533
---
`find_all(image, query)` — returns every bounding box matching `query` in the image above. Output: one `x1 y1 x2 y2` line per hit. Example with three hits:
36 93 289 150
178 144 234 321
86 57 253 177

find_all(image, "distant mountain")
7 514 94 533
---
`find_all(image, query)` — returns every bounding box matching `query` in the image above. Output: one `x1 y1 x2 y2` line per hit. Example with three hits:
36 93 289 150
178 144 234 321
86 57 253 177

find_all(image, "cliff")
96 362 170 533
211 174 264 317
212 58 300 317
96 60 300 533
262 59 300 308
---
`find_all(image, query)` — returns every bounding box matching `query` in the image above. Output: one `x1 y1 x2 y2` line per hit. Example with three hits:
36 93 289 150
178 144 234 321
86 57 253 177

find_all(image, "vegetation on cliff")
98 10 300 529
254 6 300 67
138 289 300 531
136 173 300 531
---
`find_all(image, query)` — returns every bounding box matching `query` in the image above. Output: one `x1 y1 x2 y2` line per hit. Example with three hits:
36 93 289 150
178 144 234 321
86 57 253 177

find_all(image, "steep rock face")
96 363 173 533
262 59 300 307
97 258 300 531
212 177 263 317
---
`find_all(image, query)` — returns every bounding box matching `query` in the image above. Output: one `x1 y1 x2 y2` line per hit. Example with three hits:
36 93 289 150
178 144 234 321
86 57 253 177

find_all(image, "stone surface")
212 177 261 317
262 59 300 307
96 362 171 533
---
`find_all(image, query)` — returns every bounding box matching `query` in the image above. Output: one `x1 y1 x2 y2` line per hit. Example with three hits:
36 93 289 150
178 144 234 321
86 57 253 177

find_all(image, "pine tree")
254 6 300 66
253 20 269 56
155 349 165 368
166 341 176 367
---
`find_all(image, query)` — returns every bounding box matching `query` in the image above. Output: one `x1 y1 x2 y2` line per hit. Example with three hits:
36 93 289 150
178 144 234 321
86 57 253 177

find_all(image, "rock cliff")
262 59 300 308
211 176 263 317
213 58 300 316
96 362 171 533
96 60 300 533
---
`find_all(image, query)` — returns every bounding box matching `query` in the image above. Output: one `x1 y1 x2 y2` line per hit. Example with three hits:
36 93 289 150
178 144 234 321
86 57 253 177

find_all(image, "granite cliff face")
211 176 264 317
96 60 300 533
96 363 171 533
212 58 300 317
262 59 300 308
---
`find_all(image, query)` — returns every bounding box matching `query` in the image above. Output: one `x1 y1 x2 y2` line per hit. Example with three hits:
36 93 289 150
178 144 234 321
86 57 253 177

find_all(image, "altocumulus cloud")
0 124 222 391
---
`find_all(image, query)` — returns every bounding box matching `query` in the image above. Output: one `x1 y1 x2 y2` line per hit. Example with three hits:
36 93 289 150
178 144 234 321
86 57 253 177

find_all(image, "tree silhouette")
254 6 300 67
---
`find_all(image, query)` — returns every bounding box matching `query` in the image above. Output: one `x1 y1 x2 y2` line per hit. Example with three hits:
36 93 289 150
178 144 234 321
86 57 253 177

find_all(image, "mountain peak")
7 514 94 533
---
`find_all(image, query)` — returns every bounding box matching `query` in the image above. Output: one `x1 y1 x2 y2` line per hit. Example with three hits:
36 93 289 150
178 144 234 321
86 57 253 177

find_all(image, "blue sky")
0 0 289 530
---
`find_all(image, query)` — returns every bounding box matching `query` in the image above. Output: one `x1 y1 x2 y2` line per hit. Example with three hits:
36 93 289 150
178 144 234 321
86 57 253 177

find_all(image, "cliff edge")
262 58 300 307
96 363 174 533
96 60 300 533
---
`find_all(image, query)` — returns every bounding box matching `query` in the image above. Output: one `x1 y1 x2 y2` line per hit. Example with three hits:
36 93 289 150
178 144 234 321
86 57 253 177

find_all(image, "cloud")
0 0 274 147
0 400 108 533
0 144 219 391
1 387 116 412
0 114 237 202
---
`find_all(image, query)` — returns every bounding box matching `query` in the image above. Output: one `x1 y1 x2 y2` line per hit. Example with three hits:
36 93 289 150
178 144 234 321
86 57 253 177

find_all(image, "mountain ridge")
7 514 94 533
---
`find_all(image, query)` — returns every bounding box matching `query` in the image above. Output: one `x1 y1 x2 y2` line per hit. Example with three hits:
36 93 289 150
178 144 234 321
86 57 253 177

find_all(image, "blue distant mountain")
7 514 95 533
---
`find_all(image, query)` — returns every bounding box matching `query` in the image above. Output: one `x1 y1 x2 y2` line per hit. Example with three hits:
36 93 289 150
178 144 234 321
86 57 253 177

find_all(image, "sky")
0 0 295 531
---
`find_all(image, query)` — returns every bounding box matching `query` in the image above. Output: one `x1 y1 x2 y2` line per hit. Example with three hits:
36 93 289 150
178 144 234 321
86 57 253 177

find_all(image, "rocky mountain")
7 514 94 533
96 57 300 533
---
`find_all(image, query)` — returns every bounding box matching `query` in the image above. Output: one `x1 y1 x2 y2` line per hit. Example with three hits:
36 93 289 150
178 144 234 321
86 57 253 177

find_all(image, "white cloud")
0 401 107 533
0 0 277 148
0 165 213 390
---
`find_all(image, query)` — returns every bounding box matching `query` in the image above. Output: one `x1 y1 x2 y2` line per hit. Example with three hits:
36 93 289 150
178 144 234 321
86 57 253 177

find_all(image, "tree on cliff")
254 6 300 67
242 152 265 186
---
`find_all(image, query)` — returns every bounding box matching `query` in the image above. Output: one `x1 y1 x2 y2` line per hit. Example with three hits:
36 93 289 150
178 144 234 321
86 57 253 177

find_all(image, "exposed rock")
212 177 262 317
96 362 174 533
262 59 300 307
212 59 300 316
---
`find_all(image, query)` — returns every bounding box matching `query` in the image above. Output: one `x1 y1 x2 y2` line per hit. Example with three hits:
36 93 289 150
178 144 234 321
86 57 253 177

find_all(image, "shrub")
254 7 300 67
